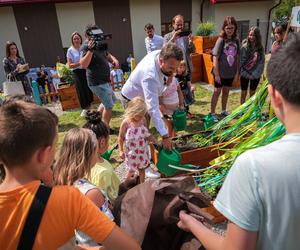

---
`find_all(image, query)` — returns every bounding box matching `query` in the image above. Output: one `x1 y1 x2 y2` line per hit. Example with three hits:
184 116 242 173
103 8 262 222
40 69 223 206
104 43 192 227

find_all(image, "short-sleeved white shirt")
66 46 81 70
215 133 300 250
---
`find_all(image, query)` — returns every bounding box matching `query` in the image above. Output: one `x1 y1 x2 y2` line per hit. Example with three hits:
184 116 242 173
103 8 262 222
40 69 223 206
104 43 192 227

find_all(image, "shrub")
196 21 216 36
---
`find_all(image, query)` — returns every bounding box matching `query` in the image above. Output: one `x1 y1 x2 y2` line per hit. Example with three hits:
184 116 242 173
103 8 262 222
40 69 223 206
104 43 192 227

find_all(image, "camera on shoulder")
87 28 112 51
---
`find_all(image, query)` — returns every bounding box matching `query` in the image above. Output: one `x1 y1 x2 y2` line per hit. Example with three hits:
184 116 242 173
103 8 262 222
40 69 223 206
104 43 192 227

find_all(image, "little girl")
54 128 113 247
118 97 157 183
83 110 121 201
159 76 184 137
175 60 195 119
240 26 265 104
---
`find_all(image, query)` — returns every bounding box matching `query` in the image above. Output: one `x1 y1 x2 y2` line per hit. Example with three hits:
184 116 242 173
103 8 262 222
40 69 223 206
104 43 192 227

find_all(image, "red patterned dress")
124 122 150 171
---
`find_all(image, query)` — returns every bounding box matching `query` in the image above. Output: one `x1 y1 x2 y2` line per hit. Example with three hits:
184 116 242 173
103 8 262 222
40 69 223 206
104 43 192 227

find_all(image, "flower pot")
193 36 218 54
57 84 80 111
191 53 202 83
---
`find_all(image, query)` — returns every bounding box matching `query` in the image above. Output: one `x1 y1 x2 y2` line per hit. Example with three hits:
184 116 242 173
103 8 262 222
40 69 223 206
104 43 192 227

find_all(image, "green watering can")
101 144 118 161
156 146 199 177
202 113 215 130
172 109 187 131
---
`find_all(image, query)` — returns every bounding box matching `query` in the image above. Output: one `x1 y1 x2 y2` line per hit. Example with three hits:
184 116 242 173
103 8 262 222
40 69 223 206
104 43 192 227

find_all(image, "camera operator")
80 24 118 133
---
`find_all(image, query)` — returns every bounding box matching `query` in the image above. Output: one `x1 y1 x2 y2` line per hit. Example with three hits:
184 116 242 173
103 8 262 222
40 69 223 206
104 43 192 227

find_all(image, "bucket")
157 148 182 176
172 109 187 131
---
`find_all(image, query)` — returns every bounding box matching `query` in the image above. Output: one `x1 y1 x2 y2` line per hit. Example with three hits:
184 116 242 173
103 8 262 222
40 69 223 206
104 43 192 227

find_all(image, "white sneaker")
145 167 161 179
80 109 88 117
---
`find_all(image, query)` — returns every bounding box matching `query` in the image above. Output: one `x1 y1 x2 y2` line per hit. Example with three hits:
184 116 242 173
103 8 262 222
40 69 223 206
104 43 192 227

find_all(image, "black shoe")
109 128 119 135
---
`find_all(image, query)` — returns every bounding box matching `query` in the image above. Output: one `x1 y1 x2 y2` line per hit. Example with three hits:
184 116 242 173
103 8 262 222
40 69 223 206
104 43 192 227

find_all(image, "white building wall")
191 0 201 34
129 0 161 63
213 1 274 49
0 6 24 86
55 1 95 49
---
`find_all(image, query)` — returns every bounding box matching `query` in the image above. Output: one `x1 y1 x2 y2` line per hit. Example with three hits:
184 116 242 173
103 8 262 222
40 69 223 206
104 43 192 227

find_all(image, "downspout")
200 0 205 22
265 0 282 53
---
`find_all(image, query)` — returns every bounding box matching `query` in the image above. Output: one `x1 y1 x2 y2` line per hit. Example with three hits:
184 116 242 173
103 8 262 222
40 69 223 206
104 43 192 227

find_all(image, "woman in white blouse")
67 32 93 117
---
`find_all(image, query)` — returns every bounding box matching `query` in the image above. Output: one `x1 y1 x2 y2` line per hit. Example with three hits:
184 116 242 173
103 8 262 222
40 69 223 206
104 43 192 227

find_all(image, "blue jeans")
89 83 116 109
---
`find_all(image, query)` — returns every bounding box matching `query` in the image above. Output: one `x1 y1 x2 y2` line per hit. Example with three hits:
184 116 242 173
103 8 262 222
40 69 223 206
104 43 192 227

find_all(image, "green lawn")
57 83 243 167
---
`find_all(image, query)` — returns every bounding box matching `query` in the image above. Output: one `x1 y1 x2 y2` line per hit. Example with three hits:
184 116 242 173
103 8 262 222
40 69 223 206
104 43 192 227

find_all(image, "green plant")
56 63 74 84
196 21 216 36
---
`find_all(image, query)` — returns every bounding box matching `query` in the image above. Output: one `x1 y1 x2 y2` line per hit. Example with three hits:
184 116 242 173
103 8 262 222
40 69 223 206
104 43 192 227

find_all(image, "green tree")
274 0 300 21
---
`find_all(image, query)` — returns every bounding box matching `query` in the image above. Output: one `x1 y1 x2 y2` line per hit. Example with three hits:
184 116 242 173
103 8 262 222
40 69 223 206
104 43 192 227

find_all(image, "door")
13 3 65 67
93 0 133 64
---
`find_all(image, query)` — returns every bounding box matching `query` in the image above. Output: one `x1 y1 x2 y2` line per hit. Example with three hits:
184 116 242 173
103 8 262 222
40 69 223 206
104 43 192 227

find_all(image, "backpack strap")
17 184 52 250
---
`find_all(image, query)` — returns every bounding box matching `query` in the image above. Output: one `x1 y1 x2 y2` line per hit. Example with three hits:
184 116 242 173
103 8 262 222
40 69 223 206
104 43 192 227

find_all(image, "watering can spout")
101 144 118 161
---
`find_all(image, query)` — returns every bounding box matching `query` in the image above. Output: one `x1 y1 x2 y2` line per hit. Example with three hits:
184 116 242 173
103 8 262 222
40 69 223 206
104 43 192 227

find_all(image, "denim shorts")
89 83 116 109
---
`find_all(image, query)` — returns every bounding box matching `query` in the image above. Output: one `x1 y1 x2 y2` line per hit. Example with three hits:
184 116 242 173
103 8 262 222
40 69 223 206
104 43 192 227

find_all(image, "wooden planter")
193 36 218 54
191 53 202 83
57 84 101 111
201 202 226 224
202 53 214 85
57 84 80 111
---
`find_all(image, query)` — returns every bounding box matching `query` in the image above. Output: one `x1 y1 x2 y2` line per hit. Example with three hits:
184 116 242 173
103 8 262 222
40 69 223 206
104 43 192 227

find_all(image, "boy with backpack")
0 101 140 250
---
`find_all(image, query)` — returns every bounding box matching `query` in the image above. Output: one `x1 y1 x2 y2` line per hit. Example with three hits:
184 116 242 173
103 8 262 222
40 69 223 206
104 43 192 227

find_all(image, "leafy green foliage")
56 63 74 84
196 21 216 36
274 0 300 22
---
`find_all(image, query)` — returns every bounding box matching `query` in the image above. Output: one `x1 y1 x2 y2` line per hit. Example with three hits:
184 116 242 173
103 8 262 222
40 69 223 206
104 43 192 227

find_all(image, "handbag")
3 75 25 96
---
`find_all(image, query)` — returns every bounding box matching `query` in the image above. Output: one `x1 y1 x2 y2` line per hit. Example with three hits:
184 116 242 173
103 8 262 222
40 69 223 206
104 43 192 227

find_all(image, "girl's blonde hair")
54 128 98 186
124 96 147 120
177 60 187 75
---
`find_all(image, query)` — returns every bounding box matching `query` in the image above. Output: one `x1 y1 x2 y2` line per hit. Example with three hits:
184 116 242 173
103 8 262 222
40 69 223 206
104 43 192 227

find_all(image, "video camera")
87 28 112 51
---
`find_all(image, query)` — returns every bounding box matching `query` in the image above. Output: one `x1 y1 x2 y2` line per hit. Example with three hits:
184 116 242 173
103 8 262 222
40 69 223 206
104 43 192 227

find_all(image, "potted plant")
193 21 218 54
56 63 80 111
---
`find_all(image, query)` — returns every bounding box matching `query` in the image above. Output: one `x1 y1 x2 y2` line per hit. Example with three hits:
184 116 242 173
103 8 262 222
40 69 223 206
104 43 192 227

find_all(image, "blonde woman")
118 97 157 183
54 128 113 248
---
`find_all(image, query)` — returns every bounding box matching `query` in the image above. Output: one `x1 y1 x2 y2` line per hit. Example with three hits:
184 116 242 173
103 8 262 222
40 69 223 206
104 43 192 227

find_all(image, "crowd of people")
1 12 299 250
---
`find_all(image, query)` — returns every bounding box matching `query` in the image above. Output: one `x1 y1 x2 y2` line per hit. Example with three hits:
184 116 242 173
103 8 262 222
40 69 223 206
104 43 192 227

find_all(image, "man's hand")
170 30 181 43
161 136 172 150
87 39 95 51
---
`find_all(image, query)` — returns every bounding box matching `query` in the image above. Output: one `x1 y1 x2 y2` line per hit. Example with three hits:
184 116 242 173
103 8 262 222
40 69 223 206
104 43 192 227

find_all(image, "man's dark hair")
144 23 154 30
85 24 99 36
160 43 183 62
267 33 300 106
0 101 58 167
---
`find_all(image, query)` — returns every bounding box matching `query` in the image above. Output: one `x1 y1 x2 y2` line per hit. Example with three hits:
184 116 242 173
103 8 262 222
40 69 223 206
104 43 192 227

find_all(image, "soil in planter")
173 133 220 152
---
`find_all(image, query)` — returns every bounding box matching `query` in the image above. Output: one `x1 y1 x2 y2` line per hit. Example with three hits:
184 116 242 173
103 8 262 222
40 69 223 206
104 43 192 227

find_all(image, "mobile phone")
178 30 191 37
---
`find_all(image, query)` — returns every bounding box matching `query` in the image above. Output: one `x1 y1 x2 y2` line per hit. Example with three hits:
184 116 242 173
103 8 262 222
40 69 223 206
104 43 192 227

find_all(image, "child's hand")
119 151 125 160
148 135 158 145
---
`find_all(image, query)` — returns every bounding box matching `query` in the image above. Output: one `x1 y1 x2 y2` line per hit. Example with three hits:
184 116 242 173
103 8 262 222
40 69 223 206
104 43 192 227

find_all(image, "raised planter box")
202 53 214 85
193 36 218 54
57 83 100 111
201 201 226 224
191 53 202 83
57 84 80 111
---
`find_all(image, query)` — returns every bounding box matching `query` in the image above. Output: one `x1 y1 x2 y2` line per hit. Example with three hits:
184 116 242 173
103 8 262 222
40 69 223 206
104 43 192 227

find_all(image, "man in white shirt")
144 23 164 54
177 33 300 250
121 43 183 150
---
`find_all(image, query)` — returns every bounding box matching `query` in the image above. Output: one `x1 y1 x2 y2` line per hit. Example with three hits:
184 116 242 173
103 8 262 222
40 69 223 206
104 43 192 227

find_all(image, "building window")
237 20 250 42
161 21 191 36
